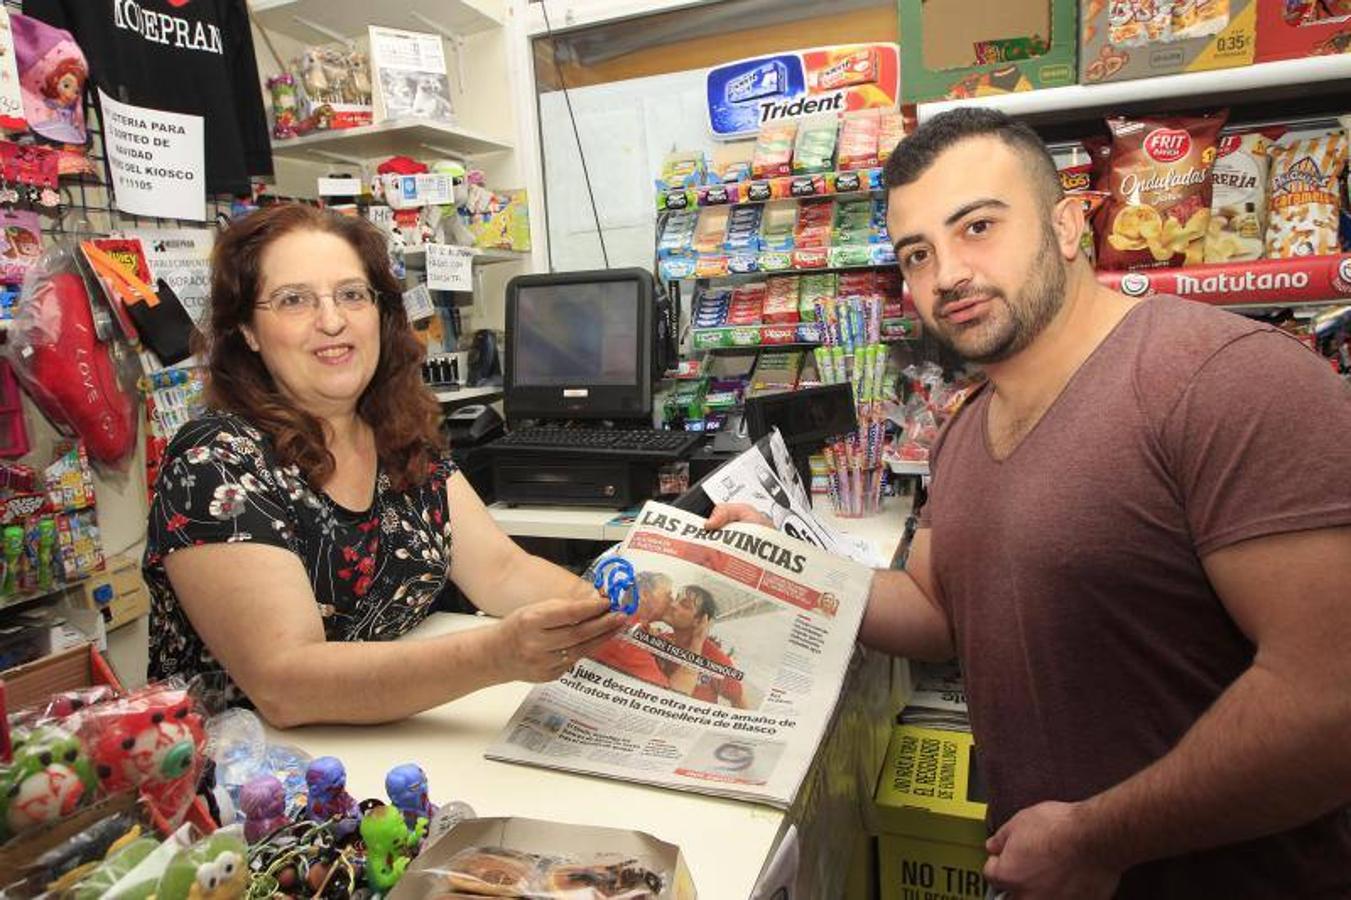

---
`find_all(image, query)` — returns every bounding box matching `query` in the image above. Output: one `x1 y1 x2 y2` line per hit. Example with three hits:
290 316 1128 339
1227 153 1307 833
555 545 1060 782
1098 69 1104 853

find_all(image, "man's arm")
860 529 955 661
705 506 956 661
985 526 1351 895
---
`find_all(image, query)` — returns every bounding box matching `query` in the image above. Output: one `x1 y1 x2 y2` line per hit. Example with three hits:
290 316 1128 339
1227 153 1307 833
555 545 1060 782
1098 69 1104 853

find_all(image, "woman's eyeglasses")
257 282 378 316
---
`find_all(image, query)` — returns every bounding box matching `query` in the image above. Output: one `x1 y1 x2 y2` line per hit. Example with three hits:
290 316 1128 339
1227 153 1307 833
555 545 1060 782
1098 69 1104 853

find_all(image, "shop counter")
267 612 897 899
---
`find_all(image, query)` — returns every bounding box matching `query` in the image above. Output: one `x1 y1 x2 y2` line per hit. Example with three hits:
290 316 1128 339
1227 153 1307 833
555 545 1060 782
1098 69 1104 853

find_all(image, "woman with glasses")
143 204 624 726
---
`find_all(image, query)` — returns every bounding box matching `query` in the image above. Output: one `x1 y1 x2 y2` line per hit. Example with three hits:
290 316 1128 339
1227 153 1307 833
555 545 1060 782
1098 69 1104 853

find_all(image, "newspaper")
485 501 875 808
900 661 970 732
683 430 880 567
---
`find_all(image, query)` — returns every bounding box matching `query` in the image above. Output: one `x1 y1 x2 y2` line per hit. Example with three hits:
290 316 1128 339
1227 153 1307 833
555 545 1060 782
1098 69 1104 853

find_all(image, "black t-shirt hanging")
24 0 273 196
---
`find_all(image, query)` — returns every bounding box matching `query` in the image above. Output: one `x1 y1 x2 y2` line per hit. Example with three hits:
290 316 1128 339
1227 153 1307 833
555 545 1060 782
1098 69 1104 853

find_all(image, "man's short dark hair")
683 585 718 621
882 108 1062 211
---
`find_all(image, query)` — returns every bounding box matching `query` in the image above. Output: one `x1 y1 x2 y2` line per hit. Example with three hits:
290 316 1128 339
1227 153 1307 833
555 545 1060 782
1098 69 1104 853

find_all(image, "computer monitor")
504 268 655 421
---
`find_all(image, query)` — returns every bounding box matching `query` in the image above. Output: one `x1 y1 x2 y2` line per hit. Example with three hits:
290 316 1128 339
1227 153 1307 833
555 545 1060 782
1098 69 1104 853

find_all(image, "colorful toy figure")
384 763 438 829
305 756 359 822
157 829 250 900
0 724 98 840
88 687 206 826
359 804 426 893
240 774 289 844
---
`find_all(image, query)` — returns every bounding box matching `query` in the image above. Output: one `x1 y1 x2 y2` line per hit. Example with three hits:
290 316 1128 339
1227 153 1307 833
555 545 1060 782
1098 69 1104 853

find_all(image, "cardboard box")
74 554 149 631
1255 3 1351 63
899 0 1077 103
389 816 696 900
1080 0 1255 84
874 725 989 900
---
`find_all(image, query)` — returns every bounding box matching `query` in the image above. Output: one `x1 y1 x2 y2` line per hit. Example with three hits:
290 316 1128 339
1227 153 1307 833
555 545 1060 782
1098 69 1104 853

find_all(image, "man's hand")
983 801 1121 900
704 503 773 531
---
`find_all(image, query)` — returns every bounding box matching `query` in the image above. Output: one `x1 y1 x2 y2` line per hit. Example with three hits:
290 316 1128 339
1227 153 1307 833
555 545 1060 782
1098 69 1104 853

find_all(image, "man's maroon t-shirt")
922 297 1351 897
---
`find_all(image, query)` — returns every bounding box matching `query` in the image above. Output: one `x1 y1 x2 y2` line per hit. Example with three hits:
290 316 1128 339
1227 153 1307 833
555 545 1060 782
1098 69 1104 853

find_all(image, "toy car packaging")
1096 111 1228 270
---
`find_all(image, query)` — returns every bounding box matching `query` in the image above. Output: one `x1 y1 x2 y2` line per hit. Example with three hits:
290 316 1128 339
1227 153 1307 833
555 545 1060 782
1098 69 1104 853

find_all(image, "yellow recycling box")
873 725 989 900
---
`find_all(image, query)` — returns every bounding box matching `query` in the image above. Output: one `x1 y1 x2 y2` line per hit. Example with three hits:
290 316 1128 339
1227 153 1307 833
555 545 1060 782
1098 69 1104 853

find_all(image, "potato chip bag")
1204 132 1272 263
1097 111 1227 270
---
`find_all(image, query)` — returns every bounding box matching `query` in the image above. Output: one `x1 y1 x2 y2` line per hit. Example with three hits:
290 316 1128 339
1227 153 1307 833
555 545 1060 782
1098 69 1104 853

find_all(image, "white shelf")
917 55 1351 133
488 503 629 541
432 385 501 404
487 494 910 558
270 118 512 163
404 247 528 268
249 0 503 41
886 458 930 477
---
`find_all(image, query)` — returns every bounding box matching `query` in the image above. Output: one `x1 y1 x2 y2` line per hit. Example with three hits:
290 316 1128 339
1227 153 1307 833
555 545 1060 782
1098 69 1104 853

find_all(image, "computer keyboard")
492 426 701 460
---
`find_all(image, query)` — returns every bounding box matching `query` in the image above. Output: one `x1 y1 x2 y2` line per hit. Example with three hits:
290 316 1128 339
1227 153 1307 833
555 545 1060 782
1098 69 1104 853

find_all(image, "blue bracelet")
594 556 640 615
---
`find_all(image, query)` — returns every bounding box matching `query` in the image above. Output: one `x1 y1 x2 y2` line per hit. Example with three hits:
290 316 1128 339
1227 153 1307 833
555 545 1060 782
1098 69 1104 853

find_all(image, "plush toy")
240 774 289 844
157 829 250 900
0 723 98 840
87 687 205 827
384 763 437 830
359 804 426 893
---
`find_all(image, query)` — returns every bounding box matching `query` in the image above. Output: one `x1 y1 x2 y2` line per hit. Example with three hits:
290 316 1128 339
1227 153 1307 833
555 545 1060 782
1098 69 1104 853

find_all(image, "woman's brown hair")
204 203 443 491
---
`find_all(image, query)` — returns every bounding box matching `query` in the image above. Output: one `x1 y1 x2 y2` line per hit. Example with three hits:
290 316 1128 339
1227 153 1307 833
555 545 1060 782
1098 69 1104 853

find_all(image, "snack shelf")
403 247 528 268
917 55 1351 138
691 318 919 350
270 118 513 162
1096 254 1351 308
661 255 896 281
657 168 885 211
0 572 94 615
249 0 503 41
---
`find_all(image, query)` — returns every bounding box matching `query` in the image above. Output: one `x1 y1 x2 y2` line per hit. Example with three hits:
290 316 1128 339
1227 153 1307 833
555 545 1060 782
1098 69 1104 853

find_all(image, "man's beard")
923 226 1067 365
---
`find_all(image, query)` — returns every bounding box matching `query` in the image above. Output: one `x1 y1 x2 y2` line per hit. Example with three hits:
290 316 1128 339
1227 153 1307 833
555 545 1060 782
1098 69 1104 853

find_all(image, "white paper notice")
99 90 205 221
424 243 474 291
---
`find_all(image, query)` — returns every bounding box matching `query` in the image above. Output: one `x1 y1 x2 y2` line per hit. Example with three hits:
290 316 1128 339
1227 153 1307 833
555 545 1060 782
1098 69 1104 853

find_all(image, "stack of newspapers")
900 660 969 732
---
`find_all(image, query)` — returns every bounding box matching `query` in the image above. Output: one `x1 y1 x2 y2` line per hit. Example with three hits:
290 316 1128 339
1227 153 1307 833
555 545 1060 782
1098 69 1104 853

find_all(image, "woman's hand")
704 503 774 531
491 591 626 682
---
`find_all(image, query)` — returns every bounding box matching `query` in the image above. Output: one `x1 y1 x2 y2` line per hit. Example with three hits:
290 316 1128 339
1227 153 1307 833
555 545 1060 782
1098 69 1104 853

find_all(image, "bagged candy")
1266 130 1347 259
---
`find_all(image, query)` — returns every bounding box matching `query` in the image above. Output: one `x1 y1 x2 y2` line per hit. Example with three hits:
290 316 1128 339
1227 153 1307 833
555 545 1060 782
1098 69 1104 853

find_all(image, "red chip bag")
1096 111 1228 270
